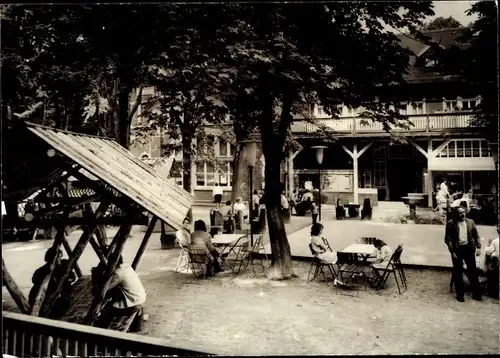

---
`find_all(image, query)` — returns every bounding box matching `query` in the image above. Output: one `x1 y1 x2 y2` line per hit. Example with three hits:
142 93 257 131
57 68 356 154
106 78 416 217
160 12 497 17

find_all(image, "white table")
212 234 246 245
342 244 376 258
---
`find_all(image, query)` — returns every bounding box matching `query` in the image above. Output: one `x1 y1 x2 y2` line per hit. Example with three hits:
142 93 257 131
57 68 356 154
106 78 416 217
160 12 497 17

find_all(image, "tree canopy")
421 16 463 31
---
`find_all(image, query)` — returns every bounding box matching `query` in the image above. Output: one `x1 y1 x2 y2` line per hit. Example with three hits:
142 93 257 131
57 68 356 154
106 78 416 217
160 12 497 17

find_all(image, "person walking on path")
311 202 319 225
212 183 223 209
444 206 482 302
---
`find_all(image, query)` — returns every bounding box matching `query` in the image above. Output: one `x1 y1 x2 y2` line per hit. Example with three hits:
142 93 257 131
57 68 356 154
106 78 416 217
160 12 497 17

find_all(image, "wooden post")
95 225 109 249
85 222 133 326
31 210 69 316
89 235 108 266
105 223 131 260
427 139 434 208
40 201 110 317
353 144 359 204
61 237 83 278
2 259 30 314
132 216 158 270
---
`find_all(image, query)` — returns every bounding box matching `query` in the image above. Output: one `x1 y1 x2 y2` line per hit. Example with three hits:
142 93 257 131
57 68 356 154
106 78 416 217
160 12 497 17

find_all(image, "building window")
195 161 232 188
217 138 232 157
373 145 386 159
373 161 386 187
216 162 233 187
317 106 324 117
409 102 424 115
434 139 492 158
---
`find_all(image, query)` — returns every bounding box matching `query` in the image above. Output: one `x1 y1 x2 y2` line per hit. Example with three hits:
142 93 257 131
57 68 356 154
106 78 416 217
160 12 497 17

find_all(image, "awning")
26 123 193 230
428 157 496 171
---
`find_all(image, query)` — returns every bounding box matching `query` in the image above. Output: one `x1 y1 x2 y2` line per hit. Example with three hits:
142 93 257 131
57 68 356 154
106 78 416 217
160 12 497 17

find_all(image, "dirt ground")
3 214 499 355
116 247 499 356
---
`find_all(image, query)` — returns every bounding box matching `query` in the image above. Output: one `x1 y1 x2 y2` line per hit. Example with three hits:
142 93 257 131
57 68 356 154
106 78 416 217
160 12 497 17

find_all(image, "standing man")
212 183 223 209
444 206 482 302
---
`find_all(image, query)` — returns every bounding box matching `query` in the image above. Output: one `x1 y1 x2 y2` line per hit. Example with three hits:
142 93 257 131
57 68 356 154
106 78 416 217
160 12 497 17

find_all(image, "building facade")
130 29 497 208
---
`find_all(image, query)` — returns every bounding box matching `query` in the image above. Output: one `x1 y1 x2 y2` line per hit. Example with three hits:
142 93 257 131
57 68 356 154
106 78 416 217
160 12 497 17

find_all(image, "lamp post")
312 145 328 222
244 140 257 247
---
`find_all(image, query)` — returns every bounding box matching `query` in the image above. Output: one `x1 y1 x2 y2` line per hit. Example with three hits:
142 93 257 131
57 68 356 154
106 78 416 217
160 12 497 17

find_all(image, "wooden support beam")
132 216 158 270
105 224 131 260
431 139 451 159
353 144 359 205
85 222 134 326
2 259 30 314
357 142 372 158
341 145 355 159
61 236 82 278
31 209 69 316
40 201 111 317
409 141 428 158
89 235 108 266
96 225 109 249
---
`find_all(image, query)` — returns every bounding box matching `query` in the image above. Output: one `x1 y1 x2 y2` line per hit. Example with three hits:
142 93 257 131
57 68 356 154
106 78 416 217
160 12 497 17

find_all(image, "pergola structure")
2 122 193 326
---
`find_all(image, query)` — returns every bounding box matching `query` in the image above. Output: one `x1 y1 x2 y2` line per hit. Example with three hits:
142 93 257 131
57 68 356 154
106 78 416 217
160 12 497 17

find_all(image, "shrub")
383 211 445 225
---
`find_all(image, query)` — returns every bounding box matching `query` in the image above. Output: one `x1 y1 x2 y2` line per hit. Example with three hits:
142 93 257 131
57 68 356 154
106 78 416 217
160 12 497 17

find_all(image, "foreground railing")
291 113 475 135
3 311 209 357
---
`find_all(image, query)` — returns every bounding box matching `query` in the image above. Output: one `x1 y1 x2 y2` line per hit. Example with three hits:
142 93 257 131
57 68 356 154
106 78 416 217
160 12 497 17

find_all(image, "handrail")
3 311 210 357
291 112 479 135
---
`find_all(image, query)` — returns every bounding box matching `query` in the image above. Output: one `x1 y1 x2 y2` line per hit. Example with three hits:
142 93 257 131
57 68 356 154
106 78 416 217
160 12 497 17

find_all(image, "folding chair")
336 252 361 286
238 235 269 277
372 244 407 294
358 237 377 245
187 247 212 279
175 241 190 273
307 243 338 286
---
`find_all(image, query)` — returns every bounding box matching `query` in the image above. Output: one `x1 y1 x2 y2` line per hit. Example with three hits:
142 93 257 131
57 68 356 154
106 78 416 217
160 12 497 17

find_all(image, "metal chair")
237 235 269 277
337 252 362 283
372 244 407 294
358 237 377 245
307 243 338 286
187 247 212 279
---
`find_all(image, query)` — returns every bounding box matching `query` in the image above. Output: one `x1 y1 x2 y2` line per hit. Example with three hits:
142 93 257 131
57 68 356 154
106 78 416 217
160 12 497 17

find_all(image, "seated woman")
310 223 337 264
190 220 223 275
175 217 191 248
367 239 393 284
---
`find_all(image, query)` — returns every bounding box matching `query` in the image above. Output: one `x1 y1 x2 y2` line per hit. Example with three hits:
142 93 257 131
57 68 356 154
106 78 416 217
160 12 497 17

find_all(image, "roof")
396 28 468 84
397 28 468 57
4 123 193 230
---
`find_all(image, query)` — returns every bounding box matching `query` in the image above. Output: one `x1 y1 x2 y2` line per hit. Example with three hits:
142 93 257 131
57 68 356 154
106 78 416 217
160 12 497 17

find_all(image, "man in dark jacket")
444 206 482 302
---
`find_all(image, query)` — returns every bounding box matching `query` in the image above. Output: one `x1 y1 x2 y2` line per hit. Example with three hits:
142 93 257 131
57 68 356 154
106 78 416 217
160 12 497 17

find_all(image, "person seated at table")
434 189 448 216
289 189 298 215
175 217 191 248
95 256 146 330
367 239 393 284
190 220 223 274
220 200 234 233
301 189 314 202
29 247 77 307
310 223 337 264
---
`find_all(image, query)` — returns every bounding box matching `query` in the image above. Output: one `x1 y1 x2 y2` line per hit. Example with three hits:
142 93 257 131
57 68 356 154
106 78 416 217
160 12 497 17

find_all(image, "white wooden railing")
3 311 209 357
291 113 475 135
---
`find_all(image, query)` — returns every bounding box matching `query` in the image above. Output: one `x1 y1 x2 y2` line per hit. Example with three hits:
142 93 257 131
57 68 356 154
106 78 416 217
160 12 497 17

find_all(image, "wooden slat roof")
27 123 193 231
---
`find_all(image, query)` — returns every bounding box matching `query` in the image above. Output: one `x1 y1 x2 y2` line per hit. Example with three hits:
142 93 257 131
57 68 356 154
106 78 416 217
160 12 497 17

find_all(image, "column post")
288 150 294 194
353 144 359 204
427 139 433 207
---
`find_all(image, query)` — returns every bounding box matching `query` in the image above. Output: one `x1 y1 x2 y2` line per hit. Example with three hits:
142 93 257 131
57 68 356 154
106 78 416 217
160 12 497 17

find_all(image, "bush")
383 211 445 225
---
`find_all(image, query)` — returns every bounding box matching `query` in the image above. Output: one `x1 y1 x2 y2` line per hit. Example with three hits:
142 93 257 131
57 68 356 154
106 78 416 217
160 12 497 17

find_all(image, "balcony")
290 113 477 136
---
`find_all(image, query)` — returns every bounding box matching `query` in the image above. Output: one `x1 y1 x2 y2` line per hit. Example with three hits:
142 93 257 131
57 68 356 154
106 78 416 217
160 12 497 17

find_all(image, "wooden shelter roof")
3 123 193 231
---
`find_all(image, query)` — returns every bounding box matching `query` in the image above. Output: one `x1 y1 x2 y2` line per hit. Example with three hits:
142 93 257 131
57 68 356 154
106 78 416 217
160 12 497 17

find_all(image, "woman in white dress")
310 223 337 264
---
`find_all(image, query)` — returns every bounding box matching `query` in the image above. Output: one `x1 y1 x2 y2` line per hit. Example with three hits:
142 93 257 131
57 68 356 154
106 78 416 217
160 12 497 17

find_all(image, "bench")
108 305 143 332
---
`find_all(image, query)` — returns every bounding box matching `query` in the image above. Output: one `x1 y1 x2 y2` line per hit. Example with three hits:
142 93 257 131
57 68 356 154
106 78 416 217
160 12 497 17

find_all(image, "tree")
216 2 434 279
430 1 498 142
422 16 462 31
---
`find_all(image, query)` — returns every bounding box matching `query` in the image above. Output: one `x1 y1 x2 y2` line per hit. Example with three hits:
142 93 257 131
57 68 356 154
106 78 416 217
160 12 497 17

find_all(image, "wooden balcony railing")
3 311 209 357
291 113 475 135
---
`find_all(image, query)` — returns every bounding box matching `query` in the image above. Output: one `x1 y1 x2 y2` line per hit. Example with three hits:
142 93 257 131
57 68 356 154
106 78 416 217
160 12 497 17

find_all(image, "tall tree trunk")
116 86 132 148
230 144 244 203
258 93 295 280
